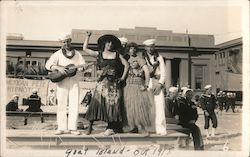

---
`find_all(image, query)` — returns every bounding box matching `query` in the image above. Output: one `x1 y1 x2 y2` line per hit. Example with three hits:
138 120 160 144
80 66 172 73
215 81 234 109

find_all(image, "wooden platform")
6 111 192 150
6 129 191 150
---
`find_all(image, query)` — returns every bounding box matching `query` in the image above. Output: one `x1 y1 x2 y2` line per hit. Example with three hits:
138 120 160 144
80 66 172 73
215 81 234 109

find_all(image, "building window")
194 65 204 90
215 54 217 60
195 78 202 90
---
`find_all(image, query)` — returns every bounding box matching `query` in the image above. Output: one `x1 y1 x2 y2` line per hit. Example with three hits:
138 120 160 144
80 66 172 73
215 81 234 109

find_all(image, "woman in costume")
83 32 129 135
123 42 152 133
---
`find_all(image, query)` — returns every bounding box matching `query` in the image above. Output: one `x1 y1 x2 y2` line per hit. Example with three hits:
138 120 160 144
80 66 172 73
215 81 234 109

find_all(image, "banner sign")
6 78 97 106
79 81 97 104
6 78 49 105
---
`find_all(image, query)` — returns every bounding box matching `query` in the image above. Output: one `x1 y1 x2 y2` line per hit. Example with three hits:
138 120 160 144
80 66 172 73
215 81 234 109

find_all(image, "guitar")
47 63 94 83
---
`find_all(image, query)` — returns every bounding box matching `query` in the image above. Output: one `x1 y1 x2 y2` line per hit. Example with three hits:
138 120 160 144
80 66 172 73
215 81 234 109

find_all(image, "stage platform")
6 129 191 150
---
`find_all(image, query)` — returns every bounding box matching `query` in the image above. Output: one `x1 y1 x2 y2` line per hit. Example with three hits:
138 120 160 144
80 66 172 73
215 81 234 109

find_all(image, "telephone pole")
187 29 192 87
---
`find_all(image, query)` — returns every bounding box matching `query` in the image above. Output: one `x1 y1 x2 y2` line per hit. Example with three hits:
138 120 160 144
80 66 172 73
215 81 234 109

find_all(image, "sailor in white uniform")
45 34 86 135
143 39 167 135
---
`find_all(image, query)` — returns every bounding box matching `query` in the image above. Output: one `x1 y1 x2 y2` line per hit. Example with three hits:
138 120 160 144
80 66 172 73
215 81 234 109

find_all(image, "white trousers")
149 78 167 134
56 78 79 131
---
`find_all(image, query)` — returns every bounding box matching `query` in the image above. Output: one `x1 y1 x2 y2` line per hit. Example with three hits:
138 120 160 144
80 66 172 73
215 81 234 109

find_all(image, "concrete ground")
195 109 242 151
9 105 242 151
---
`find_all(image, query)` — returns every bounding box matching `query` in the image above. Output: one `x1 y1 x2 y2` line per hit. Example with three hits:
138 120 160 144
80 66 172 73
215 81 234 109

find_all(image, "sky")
2 1 244 45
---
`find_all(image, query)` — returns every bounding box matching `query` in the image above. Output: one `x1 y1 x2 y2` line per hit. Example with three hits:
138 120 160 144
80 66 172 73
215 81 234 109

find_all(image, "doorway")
171 58 181 86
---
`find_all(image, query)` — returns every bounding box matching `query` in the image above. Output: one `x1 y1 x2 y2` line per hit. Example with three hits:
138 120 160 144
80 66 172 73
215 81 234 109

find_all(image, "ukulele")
47 63 93 83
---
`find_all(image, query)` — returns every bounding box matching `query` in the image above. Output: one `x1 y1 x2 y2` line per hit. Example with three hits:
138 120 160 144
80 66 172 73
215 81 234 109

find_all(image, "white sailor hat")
32 88 38 94
181 87 188 91
12 95 19 99
169 86 178 93
183 88 193 95
118 37 128 44
204 84 212 90
143 39 156 46
58 33 72 42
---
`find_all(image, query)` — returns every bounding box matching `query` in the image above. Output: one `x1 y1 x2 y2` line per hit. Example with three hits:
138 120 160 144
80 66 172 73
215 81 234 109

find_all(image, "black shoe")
85 126 92 135
129 127 139 133
115 128 124 133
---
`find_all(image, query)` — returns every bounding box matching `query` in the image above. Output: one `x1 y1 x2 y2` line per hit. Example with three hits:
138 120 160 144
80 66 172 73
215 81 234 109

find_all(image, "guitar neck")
69 63 94 69
78 63 94 68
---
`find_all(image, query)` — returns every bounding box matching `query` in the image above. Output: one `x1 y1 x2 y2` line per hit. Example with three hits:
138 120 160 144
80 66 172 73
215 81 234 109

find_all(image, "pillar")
165 59 171 90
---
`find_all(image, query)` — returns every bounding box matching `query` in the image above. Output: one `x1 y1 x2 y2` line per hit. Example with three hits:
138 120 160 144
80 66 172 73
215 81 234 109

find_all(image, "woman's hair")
125 42 138 54
98 40 115 52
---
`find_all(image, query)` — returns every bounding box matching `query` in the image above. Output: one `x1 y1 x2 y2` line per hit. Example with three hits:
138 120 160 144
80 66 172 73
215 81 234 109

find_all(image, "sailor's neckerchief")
62 48 75 59
143 50 160 77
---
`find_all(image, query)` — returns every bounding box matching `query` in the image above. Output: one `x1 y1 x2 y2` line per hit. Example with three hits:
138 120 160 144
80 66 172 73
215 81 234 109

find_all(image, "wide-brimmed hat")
97 34 122 51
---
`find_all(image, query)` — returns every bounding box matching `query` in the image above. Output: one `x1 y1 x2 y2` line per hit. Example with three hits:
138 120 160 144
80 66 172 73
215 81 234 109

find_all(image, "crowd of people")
6 89 43 112
6 59 48 79
216 91 237 113
6 32 240 150
42 31 205 149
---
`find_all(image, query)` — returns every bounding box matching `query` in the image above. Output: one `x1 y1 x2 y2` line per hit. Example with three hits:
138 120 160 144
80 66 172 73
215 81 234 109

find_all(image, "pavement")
195 108 242 151
9 105 242 151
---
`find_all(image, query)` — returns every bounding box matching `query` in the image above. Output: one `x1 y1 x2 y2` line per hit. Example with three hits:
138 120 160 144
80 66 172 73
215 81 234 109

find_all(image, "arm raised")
83 31 99 57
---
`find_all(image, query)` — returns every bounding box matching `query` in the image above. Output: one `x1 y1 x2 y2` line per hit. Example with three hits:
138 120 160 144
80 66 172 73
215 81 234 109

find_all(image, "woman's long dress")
85 52 123 123
123 56 152 128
